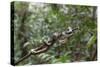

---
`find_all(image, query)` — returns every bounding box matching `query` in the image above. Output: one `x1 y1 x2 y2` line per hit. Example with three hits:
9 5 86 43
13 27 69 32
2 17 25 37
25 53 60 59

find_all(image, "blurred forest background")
12 1 97 65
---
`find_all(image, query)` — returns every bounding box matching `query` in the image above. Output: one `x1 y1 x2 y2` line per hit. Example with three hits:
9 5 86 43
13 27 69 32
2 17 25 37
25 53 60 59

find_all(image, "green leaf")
87 34 96 49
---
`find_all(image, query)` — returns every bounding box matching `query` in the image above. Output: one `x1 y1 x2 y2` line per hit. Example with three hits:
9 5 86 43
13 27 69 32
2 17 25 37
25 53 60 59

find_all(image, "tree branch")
14 27 78 65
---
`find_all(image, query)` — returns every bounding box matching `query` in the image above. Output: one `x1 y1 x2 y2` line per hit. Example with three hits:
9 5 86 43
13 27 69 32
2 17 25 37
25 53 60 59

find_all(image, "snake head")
62 26 79 37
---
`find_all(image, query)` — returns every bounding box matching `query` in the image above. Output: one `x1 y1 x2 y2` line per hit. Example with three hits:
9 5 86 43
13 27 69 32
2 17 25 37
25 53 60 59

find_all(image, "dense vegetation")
12 2 97 65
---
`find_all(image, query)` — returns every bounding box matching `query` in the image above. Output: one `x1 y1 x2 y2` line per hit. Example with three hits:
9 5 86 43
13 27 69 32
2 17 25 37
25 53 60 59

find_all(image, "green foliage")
13 2 97 65
87 34 97 49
